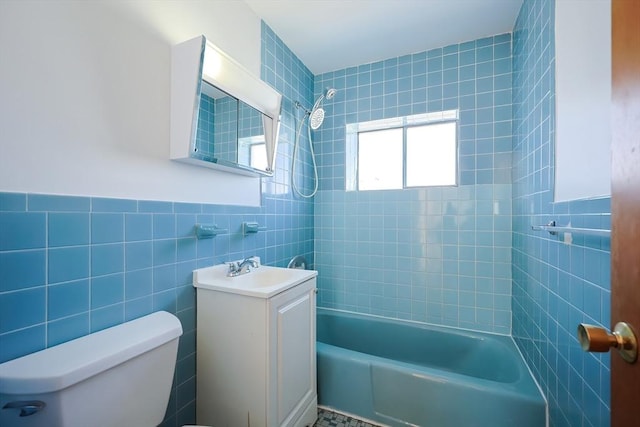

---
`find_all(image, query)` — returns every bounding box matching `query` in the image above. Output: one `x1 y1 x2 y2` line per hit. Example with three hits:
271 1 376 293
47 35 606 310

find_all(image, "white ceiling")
244 0 523 75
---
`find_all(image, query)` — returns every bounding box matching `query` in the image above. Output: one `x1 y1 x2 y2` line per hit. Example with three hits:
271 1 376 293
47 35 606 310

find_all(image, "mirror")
554 1 611 201
170 36 282 177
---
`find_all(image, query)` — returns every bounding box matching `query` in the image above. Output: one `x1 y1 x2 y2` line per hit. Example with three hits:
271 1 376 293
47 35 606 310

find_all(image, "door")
611 0 640 425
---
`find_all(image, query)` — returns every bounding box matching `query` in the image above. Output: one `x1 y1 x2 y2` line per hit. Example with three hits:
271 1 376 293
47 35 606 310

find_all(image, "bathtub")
317 309 546 427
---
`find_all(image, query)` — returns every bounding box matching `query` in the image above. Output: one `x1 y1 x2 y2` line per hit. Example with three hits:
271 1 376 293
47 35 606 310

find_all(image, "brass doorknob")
577 322 638 363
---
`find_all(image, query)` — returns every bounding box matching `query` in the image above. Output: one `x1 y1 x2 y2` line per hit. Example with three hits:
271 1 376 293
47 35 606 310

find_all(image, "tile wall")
261 22 317 198
313 35 514 334
512 0 611 426
0 22 314 427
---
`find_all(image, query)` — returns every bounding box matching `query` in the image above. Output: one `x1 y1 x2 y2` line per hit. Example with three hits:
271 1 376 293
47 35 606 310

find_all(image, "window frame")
346 110 459 191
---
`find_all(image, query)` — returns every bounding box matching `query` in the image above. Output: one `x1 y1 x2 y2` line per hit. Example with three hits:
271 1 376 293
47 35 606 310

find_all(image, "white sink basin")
193 264 318 298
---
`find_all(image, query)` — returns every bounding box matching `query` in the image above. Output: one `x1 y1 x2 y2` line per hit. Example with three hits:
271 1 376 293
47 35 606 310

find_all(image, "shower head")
308 88 337 129
311 88 338 110
310 108 325 130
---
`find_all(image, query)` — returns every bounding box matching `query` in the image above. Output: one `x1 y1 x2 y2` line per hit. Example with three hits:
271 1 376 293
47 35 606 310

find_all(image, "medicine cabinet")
170 36 282 177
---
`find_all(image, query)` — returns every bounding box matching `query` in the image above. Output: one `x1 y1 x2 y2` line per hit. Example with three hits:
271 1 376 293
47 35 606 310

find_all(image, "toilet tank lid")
0 311 183 395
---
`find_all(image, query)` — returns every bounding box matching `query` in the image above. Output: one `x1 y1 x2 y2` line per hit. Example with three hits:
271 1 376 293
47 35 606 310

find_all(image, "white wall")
554 0 611 202
0 0 263 205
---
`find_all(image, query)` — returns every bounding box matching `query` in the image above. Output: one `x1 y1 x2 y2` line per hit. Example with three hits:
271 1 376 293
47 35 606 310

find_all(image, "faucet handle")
225 257 260 277
227 261 239 274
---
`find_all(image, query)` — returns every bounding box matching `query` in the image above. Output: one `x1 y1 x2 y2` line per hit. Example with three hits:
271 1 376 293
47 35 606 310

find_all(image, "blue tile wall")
512 0 610 426
0 21 314 427
0 190 313 425
314 34 513 191
261 22 317 198
313 35 514 334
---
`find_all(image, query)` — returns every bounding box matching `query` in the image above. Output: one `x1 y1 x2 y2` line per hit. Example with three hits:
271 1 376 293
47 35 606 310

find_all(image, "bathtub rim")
318 307 514 338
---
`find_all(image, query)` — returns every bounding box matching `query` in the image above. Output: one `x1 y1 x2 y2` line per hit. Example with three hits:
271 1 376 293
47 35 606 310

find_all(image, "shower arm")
294 101 312 115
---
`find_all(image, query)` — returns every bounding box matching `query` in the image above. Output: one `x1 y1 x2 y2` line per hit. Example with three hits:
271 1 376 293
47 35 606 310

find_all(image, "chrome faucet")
227 257 259 277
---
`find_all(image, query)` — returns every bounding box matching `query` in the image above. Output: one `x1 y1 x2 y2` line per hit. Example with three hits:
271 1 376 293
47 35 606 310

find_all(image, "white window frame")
346 110 459 191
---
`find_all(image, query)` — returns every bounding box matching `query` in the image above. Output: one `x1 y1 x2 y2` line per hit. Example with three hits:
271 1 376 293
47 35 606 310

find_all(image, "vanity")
193 262 318 427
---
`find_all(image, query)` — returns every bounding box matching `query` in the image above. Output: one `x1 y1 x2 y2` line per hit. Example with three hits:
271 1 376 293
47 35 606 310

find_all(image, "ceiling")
244 0 523 75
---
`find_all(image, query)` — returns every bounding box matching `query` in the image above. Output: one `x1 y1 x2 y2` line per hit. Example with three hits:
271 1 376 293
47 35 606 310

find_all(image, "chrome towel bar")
531 221 611 238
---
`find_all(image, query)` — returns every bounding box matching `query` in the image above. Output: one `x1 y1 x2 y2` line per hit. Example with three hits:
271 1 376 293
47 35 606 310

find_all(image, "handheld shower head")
292 87 338 198
309 108 325 130
313 88 337 108
307 88 337 129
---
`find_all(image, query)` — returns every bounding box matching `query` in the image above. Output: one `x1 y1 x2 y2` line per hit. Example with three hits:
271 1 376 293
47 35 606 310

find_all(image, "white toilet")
0 311 208 427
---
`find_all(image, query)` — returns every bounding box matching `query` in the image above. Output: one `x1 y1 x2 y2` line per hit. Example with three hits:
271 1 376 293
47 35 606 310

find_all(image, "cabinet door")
270 281 316 427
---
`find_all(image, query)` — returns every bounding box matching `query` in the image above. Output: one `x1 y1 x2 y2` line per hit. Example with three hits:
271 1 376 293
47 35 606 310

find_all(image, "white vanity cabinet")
194 267 317 427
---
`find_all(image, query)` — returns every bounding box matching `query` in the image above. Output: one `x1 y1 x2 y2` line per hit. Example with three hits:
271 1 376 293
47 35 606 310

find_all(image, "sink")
193 263 318 298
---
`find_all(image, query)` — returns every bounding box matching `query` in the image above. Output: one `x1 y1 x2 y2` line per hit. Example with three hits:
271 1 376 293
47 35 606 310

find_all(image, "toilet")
0 311 208 427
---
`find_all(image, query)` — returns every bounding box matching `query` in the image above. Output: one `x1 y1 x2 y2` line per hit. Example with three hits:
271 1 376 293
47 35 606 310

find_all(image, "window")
358 128 403 190
346 110 458 191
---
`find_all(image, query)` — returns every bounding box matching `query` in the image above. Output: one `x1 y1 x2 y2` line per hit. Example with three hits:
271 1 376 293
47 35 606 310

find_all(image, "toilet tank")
0 311 183 427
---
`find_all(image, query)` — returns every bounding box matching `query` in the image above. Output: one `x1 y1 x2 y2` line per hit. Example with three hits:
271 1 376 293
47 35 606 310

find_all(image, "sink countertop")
193 264 318 298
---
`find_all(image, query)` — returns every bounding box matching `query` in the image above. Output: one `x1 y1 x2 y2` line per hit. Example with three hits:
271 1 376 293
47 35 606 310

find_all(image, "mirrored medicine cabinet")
170 36 282 177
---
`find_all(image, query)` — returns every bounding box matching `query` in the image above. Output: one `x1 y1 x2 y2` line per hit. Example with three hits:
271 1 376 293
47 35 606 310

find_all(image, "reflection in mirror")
238 103 267 170
194 82 238 164
170 36 282 177
194 82 270 172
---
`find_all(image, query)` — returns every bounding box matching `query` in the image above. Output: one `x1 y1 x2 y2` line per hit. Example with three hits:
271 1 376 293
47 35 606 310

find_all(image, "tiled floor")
314 408 382 427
